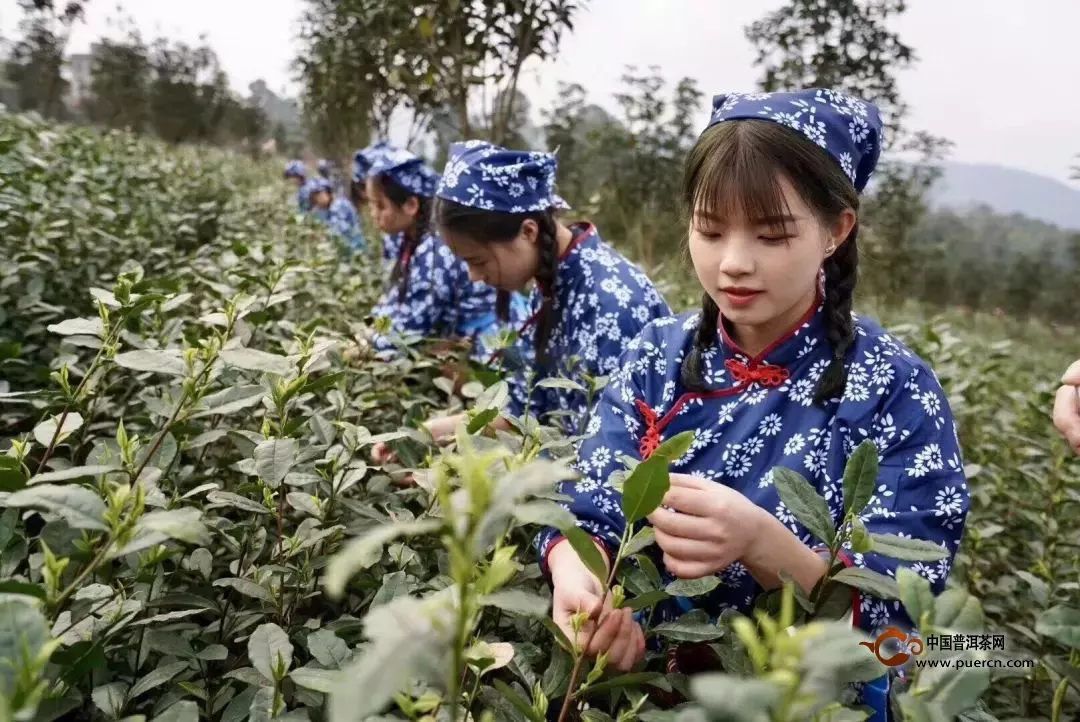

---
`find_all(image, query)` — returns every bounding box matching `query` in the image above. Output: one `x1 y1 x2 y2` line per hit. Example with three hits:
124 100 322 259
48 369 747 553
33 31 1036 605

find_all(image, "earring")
825 244 837 256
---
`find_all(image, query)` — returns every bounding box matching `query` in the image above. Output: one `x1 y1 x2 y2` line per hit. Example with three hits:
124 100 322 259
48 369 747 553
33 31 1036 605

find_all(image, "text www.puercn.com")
911 657 1037 669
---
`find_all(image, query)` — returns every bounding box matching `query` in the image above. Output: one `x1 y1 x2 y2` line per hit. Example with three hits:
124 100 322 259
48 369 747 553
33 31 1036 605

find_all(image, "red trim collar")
559 221 595 261
719 287 823 366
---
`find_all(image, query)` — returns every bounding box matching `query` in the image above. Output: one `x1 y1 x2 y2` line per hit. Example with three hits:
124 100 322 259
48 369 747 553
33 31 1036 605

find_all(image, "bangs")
684 120 801 233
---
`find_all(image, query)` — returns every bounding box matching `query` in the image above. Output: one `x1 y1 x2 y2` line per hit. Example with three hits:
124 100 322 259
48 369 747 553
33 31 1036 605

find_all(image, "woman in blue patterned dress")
306 177 366 252
399 140 672 445
536 90 970 708
283 160 312 213
363 146 509 362
352 141 402 273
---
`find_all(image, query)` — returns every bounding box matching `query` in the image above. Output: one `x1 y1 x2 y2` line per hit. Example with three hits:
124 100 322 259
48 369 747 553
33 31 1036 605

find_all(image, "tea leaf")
137 508 211 545
253 437 298 486
772 466 836 545
925 666 992 717
537 377 586 393
290 665 338 694
91 683 127 717
933 588 985 633
512 500 576 529
651 430 695 463
114 349 187 377
578 672 665 697
151 700 199 722
205 490 268 514
47 317 104 337
128 661 188 699
475 381 510 410
5 484 107 531
213 578 274 604
623 525 657 555
29 465 121 484
561 527 608 583
0 598 51 695
329 594 451 722
324 519 442 597
897 567 936 627
1035 606 1080 650
621 454 671 524
868 532 948 562
249 622 293 681
831 567 901 600
842 440 879 517
220 348 292 376
625 589 669 611
492 679 544 722
308 629 351 669
32 412 84 447
665 576 721 598
688 673 781 718
481 590 551 617
652 609 725 642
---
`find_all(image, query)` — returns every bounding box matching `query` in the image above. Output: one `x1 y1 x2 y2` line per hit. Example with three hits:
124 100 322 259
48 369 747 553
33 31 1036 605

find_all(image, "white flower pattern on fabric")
706 88 882 191
370 232 519 364
500 224 672 435
535 303 969 648
310 198 366 251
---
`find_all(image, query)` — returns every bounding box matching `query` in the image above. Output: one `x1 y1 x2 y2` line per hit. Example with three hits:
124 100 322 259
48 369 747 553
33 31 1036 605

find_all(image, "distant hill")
928 162 1080 231
248 80 302 134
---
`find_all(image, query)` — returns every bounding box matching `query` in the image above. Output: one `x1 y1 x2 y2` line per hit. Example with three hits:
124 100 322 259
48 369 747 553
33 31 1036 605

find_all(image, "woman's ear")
520 218 539 246
404 196 421 218
829 209 858 251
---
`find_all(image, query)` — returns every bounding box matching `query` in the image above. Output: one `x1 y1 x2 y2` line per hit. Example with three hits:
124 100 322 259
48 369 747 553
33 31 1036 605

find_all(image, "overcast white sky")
2 0 1077 185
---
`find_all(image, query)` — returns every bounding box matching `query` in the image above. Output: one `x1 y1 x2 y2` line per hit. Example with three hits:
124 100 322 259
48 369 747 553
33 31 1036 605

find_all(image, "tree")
295 0 583 157
859 131 953 306
4 0 85 119
147 36 228 144
25 0 86 21
582 67 703 266
541 82 613 206
745 0 913 135
85 30 152 133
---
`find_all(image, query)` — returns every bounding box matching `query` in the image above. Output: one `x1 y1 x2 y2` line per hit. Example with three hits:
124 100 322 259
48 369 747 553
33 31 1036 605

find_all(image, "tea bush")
1 114 1078 722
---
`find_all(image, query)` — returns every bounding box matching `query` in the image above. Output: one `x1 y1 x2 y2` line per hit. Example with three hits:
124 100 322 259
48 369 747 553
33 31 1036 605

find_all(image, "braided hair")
434 198 560 366
680 119 860 405
373 173 432 299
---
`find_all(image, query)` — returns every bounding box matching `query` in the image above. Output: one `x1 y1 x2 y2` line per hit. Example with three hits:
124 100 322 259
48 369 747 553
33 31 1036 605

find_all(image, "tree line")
5 0 1077 325
2 0 271 151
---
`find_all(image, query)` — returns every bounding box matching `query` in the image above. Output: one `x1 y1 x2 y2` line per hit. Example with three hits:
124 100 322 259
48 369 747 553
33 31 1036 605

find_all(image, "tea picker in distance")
536 89 970 710
306 176 366 252
283 159 314 213
361 145 516 366
372 141 672 463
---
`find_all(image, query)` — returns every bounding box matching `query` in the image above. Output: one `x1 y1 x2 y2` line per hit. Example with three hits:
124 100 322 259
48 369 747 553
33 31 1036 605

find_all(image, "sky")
2 0 1077 186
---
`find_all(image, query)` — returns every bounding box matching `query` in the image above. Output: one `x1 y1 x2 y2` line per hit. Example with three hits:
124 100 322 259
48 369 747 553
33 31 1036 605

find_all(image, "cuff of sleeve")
539 532 612 580
813 546 862 631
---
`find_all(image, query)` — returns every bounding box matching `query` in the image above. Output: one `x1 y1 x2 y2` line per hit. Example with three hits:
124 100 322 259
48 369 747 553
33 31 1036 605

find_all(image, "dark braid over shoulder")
812 224 859 406
533 212 560 367
680 293 721 393
495 290 510 322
